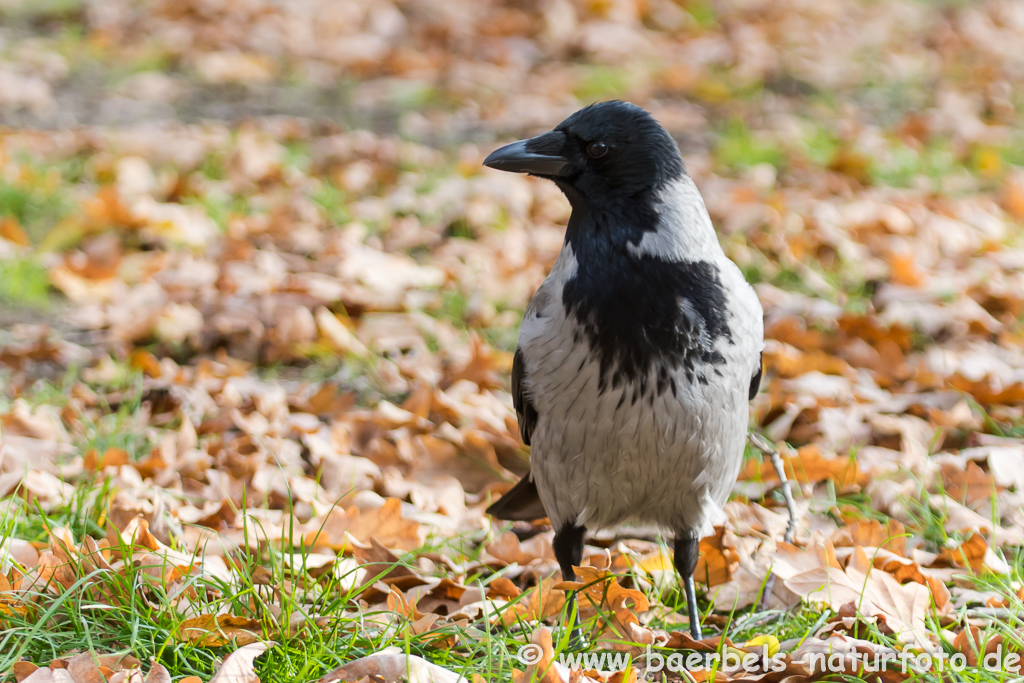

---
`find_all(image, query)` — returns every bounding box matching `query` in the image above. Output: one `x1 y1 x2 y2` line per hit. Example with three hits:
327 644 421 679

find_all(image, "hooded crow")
483 101 765 641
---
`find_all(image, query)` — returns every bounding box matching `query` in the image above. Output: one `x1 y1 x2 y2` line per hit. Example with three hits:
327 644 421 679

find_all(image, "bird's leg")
553 522 586 648
674 535 703 641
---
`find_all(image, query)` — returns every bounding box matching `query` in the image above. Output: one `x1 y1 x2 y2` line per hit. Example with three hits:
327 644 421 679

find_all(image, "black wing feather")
512 347 538 445
749 350 763 401
486 348 546 521
486 472 547 521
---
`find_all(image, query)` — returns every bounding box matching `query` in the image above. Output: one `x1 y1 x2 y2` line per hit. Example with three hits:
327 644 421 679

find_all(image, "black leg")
674 535 703 641
553 522 586 647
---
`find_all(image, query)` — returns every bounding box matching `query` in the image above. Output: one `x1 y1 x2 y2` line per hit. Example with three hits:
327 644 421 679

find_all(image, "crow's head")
484 101 684 205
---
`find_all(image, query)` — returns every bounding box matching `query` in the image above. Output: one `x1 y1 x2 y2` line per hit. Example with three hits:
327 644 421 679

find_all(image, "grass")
184 193 251 234
2 376 815 681
0 175 76 246
4 502 347 679
379 81 445 113
573 66 634 103
868 138 961 189
1 363 1021 683
5 448 1021 683
714 119 786 171
75 385 154 462
0 0 83 22
799 126 842 168
681 0 718 28
311 181 352 228
4 484 546 681
103 44 178 83
0 256 51 308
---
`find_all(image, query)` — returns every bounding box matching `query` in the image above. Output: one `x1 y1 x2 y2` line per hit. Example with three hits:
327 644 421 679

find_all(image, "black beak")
483 132 568 177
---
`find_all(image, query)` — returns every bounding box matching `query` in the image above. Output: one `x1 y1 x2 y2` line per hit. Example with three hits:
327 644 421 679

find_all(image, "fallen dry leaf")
304 498 421 552
319 647 468 683
208 643 272 683
511 627 564 683
785 557 933 649
694 527 740 587
177 614 263 647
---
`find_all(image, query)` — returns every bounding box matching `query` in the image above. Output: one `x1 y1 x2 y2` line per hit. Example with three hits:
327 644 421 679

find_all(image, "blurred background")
4 0 1024 505
3 0 1024 420
5 0 1024 678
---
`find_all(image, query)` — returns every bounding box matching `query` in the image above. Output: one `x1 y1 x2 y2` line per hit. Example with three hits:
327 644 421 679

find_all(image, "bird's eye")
586 141 608 158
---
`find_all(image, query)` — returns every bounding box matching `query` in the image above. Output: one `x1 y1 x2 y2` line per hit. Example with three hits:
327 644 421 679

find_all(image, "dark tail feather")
486 472 547 521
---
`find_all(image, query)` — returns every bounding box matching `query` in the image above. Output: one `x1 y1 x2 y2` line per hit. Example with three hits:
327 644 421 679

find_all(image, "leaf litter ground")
5 0 1024 681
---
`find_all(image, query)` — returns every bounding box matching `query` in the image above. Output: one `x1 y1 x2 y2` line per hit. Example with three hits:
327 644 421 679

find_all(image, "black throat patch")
562 221 733 397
